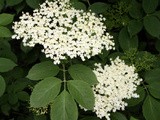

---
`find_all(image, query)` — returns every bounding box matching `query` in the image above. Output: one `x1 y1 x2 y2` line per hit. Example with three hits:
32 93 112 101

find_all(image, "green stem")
87 0 91 6
142 81 150 95
62 64 66 90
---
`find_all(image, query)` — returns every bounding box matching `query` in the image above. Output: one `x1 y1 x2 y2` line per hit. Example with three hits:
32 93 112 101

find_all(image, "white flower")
92 57 142 119
12 0 114 64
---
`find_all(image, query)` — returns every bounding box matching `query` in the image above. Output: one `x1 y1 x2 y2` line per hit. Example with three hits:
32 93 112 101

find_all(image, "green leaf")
6 0 23 6
24 47 40 64
30 77 61 108
50 90 78 120
148 82 160 99
152 11 160 20
98 49 110 61
0 58 17 72
1 103 11 116
108 52 124 60
68 64 98 85
67 80 94 110
144 68 160 84
34 115 47 120
0 13 14 26
0 41 17 62
17 91 30 101
119 27 138 51
27 61 59 80
13 79 29 92
0 41 11 50
144 15 160 38
7 67 24 80
0 49 17 63
143 95 160 120
20 42 32 53
142 0 158 13
14 2 26 14
126 86 146 106
0 0 4 12
130 116 138 120
155 40 160 52
26 0 42 9
0 26 12 37
0 75 5 97
128 20 143 37
110 112 127 120
72 2 86 11
80 116 100 120
129 0 144 19
89 2 110 14
8 93 18 105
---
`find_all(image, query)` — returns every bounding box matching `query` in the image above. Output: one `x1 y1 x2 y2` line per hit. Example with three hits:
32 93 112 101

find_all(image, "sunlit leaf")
68 64 98 85
50 90 78 120
27 61 59 80
0 58 17 72
67 80 94 110
30 77 62 108
0 13 14 26
0 26 12 37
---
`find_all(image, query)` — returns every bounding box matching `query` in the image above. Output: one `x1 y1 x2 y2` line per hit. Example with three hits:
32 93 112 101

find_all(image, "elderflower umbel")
92 57 142 120
12 0 114 64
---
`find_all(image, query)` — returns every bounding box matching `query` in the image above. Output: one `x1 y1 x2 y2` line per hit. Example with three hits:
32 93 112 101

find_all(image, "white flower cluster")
92 57 142 119
12 0 114 64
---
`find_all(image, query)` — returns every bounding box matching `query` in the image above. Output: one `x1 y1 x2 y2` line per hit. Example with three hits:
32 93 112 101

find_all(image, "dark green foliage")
144 68 160 84
129 0 144 19
118 27 138 51
72 1 87 11
26 0 44 9
0 26 12 37
110 112 128 120
126 86 146 106
102 0 131 30
88 2 110 14
144 15 160 38
143 95 160 120
0 75 5 97
122 49 157 72
6 0 23 6
127 20 143 37
142 0 159 13
0 0 160 120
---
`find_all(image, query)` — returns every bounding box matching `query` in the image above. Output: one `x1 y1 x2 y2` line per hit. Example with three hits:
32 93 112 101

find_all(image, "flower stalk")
62 64 66 90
